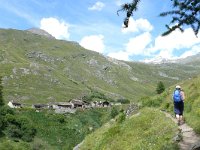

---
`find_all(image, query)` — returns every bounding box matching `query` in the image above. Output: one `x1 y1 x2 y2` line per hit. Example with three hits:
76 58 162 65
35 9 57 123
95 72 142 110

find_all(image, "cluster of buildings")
7 99 112 113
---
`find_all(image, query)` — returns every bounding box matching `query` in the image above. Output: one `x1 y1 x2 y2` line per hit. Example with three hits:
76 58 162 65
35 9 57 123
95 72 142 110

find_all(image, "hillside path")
163 111 200 150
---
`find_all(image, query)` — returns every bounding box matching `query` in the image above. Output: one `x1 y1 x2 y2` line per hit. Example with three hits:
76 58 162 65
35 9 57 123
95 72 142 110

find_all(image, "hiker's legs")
175 114 180 120
180 115 183 121
179 101 184 124
175 114 182 125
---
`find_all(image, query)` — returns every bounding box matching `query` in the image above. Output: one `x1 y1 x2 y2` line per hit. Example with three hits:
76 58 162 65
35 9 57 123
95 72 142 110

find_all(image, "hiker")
173 85 185 125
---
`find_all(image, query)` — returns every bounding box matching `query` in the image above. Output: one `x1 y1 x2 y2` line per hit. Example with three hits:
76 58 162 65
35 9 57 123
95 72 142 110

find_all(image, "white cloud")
122 18 153 34
153 28 200 52
180 44 200 58
140 28 200 62
126 32 152 55
146 28 200 59
40 17 70 40
116 26 200 61
108 51 130 61
79 35 105 53
88 1 105 11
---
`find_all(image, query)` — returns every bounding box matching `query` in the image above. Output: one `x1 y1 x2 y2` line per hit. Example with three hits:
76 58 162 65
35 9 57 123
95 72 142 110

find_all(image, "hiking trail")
163 111 200 150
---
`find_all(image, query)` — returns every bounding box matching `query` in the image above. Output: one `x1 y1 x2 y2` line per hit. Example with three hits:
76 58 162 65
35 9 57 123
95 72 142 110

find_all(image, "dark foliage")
156 81 165 94
110 107 119 118
0 106 14 135
160 0 200 36
118 0 200 36
117 0 141 27
6 116 37 142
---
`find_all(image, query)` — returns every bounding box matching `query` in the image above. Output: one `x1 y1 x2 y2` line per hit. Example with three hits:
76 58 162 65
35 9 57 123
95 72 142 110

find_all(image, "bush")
110 107 119 118
156 81 165 94
0 106 15 116
0 106 15 134
7 124 22 140
116 112 126 124
6 116 36 142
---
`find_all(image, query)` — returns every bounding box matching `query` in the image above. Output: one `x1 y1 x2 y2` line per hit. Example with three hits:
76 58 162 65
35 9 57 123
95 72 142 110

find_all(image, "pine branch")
161 0 200 36
117 0 141 27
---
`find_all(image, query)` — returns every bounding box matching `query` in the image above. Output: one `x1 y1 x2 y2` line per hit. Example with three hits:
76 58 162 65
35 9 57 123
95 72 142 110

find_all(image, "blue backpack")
173 90 182 102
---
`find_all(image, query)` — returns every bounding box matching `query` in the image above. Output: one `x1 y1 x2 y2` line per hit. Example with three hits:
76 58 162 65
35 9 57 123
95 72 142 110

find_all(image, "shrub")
7 124 22 140
156 81 165 94
116 112 126 124
57 115 66 124
0 106 15 116
6 116 36 142
110 107 119 118
0 106 15 134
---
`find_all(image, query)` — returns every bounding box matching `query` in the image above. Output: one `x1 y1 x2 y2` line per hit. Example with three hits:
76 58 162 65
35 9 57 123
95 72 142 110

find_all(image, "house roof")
71 99 84 105
11 101 22 105
56 102 72 106
33 104 48 107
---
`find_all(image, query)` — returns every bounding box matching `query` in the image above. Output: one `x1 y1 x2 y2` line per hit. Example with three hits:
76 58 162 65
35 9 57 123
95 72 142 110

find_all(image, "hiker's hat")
175 85 181 89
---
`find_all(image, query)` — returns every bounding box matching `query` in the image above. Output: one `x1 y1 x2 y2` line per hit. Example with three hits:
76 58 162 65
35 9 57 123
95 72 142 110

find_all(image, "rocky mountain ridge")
27 28 55 39
0 28 200 104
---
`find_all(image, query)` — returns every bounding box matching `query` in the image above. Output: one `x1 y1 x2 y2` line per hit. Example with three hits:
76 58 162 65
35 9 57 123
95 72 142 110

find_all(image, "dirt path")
164 111 200 150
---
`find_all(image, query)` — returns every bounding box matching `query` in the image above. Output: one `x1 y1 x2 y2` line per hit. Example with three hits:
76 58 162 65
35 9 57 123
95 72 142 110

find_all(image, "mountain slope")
0 28 200 104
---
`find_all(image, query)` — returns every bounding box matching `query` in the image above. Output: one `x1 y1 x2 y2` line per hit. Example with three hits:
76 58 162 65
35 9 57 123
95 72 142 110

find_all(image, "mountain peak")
142 56 175 64
26 28 55 39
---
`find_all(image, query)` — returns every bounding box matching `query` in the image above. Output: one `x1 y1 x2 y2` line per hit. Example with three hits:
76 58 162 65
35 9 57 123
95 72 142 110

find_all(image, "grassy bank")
80 108 178 150
158 76 200 134
139 75 200 135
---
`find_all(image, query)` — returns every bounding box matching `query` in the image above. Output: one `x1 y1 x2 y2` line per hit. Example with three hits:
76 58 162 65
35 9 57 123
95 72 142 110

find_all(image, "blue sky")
0 0 200 62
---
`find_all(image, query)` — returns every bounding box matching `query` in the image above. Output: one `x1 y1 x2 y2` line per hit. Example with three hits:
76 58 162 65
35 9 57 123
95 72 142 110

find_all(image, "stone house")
32 104 49 109
7 101 22 108
70 99 84 108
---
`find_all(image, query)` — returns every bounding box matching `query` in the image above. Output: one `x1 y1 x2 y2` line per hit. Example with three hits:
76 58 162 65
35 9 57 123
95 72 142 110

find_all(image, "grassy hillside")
1 28 200 104
80 108 178 150
160 75 200 134
138 75 200 134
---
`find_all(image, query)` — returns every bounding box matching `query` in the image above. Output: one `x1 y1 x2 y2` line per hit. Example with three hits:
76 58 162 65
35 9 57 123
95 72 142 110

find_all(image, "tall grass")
160 76 200 134
80 108 178 150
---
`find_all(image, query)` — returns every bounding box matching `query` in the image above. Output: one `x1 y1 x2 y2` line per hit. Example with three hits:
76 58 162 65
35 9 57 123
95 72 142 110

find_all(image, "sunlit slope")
160 75 200 134
80 108 178 150
0 28 200 104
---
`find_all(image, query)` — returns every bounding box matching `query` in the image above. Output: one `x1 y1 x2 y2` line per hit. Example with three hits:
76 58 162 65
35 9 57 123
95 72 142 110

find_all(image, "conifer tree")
118 0 200 36
156 81 165 94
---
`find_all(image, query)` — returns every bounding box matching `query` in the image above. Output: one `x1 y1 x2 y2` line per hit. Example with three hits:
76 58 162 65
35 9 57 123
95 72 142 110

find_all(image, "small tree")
0 77 4 106
156 81 165 94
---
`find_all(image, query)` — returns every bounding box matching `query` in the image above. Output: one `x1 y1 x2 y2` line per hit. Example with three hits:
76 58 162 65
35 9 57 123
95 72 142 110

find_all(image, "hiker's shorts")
174 101 184 115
